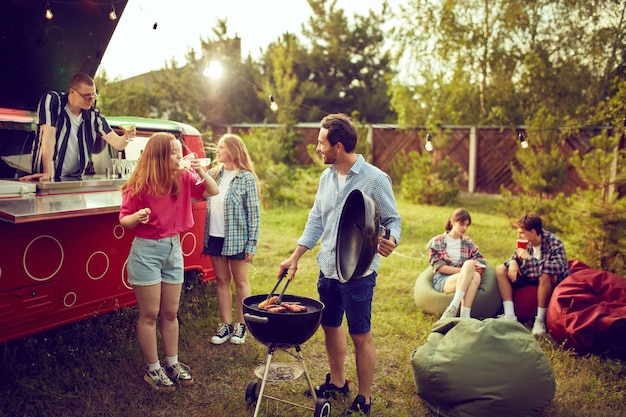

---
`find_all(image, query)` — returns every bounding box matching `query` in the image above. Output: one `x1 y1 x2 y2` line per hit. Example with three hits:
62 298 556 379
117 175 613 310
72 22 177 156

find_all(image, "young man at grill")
279 113 401 416
495 213 570 336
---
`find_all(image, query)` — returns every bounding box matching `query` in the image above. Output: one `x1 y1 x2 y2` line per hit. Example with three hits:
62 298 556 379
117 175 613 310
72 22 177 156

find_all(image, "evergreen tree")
510 107 568 199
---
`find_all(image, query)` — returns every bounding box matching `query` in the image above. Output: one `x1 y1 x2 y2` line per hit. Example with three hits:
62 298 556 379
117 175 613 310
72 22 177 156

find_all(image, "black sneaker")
230 323 246 344
305 373 350 399
346 395 371 416
210 323 233 345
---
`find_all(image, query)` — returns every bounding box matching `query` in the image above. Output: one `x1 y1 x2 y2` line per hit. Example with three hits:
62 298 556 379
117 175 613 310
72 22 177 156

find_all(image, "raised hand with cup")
120 123 136 142
179 153 211 185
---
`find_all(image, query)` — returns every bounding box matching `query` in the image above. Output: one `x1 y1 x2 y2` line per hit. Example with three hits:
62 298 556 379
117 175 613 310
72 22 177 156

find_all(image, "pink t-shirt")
119 170 205 239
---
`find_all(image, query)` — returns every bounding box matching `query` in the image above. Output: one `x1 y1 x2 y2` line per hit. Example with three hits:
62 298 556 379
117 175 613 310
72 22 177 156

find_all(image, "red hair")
121 132 180 198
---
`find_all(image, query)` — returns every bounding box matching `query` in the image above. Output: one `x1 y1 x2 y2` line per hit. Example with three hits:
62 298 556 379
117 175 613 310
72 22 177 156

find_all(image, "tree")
295 0 396 123
510 107 569 199
260 33 308 127
391 0 626 127
95 70 161 118
391 0 524 126
556 76 626 273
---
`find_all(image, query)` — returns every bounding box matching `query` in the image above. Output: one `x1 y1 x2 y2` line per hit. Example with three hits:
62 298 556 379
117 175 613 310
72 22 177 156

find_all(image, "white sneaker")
440 305 458 320
531 317 547 336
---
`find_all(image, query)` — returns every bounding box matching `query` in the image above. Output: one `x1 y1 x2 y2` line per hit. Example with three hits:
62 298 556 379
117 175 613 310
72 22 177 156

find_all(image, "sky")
98 0 400 80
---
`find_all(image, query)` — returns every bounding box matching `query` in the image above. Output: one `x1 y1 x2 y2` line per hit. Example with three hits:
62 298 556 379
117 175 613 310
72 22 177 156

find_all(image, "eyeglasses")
72 89 98 101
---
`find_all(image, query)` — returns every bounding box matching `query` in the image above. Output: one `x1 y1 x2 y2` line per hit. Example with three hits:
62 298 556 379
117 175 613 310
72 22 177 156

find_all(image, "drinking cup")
517 239 529 250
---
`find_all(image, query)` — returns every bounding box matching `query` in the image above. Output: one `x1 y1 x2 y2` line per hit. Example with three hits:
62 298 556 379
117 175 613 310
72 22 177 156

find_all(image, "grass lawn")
0 195 624 416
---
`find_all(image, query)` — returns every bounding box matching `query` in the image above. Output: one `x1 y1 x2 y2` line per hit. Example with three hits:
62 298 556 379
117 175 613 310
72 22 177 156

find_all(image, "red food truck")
0 1 214 343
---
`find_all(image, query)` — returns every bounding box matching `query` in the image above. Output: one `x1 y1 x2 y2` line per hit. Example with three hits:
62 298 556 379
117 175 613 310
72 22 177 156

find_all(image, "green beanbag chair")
411 318 556 417
413 262 501 319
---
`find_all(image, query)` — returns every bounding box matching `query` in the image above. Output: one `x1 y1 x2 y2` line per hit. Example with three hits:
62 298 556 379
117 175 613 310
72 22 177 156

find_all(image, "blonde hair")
121 132 180 198
213 134 258 181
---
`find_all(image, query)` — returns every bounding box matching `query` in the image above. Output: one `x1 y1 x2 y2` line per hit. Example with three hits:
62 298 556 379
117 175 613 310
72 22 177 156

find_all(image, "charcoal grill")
243 278 330 417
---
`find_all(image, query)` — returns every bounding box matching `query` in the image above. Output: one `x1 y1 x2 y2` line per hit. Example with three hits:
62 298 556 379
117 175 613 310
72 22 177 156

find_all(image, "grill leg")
295 345 318 402
253 346 275 417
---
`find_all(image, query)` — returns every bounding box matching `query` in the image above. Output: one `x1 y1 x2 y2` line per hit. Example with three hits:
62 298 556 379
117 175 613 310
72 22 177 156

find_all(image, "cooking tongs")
267 269 292 304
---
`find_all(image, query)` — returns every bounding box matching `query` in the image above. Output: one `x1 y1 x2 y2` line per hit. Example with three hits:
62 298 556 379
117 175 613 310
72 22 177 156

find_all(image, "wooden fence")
212 124 604 195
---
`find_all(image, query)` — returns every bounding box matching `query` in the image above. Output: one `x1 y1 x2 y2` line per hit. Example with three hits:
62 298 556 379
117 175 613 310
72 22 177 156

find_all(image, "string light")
109 4 117 21
45 2 53 20
424 133 433 152
269 94 278 112
43 1 127 22
518 133 529 149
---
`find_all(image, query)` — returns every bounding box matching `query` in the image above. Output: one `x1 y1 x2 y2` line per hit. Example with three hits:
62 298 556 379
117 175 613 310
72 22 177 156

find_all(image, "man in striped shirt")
20 72 131 181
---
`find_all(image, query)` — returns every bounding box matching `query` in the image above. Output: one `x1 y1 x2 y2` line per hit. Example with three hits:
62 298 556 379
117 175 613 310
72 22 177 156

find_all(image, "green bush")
498 186 567 233
231 126 322 209
400 151 460 206
553 189 626 275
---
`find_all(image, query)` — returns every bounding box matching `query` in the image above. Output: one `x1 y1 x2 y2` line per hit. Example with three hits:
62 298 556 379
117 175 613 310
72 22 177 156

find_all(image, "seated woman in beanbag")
429 208 487 320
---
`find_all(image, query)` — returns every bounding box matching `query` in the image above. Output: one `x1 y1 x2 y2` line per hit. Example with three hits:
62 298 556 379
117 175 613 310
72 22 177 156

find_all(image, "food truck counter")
0 176 127 223
0 190 122 224
35 176 126 194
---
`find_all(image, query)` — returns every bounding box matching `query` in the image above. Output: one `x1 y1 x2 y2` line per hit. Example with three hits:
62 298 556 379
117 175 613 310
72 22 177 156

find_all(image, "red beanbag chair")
547 266 626 359
514 261 591 323
513 285 538 322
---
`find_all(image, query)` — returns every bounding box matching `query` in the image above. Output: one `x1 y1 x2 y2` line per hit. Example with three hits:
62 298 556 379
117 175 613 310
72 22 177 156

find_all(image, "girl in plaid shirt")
429 208 487 320
203 134 260 346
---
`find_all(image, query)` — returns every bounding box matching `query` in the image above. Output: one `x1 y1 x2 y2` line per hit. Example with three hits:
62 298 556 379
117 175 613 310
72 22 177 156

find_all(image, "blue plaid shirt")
505 229 570 282
204 168 260 256
298 155 402 279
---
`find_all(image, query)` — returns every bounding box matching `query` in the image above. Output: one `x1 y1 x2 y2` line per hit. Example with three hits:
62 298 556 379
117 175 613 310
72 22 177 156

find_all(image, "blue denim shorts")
317 271 376 335
432 272 451 292
127 235 184 286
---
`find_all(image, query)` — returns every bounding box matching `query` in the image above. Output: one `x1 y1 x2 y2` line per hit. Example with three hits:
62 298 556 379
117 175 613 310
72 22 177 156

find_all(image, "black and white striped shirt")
31 91 113 178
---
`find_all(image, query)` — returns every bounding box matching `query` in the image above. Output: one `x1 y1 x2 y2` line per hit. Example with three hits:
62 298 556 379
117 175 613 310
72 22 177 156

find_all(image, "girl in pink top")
119 132 218 392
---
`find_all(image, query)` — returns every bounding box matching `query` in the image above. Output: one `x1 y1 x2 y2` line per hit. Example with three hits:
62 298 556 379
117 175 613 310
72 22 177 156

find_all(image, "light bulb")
109 5 117 20
269 94 278 112
424 133 433 152
518 133 529 149
45 3 53 20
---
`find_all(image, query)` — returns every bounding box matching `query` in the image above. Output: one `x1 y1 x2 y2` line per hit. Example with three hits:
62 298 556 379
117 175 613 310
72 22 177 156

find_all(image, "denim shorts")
127 235 184 286
317 271 376 335
432 272 451 292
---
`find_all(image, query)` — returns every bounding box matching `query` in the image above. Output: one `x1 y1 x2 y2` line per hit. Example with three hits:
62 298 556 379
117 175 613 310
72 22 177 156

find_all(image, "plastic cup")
517 239 529 250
